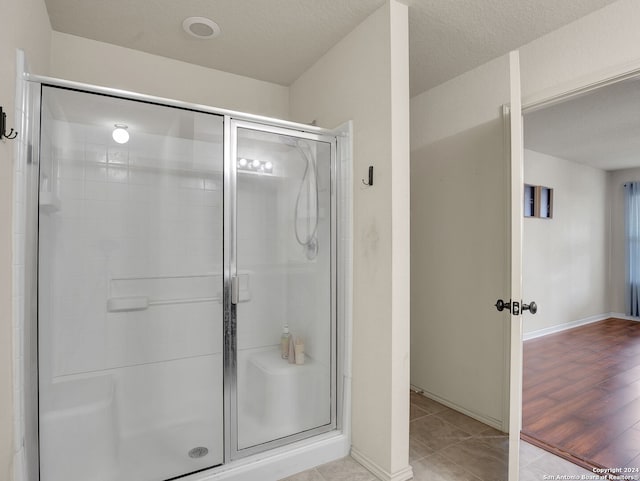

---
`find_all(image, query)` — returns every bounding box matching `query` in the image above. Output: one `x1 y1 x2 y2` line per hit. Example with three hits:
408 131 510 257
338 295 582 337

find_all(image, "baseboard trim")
409 386 503 432
609 312 640 322
350 448 413 481
523 313 610 341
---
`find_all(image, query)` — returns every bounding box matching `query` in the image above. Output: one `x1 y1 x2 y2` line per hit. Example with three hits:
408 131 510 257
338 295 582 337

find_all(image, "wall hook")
1 106 18 140
362 165 374 186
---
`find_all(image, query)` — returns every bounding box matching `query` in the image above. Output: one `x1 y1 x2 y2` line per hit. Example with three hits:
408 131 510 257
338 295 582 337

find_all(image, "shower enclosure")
32 84 340 481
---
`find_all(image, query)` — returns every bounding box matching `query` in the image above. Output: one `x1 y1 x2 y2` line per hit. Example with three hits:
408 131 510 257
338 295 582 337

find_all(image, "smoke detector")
183 17 221 39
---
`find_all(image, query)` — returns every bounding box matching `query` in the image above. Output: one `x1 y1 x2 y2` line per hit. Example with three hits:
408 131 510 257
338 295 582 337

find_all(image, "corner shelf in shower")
39 192 61 213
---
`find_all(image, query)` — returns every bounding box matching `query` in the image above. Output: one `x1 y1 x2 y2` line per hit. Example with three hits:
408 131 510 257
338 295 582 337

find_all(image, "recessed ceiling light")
183 17 221 39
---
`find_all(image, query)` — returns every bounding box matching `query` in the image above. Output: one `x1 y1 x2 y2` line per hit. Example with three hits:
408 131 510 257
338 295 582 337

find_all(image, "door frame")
522 62 640 115
510 55 640 478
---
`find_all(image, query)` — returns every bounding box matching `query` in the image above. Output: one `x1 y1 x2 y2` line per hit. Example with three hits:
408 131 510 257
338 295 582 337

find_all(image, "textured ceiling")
45 0 619 96
524 77 640 171
407 0 619 94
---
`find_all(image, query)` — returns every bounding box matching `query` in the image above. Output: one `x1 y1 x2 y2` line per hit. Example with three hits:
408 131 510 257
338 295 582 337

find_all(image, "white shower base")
39 355 225 481
39 355 344 481
42 413 345 481
184 431 349 481
43 421 221 481
117 421 221 480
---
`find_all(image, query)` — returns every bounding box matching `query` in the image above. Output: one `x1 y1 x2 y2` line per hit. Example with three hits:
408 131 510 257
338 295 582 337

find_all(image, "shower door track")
24 73 335 135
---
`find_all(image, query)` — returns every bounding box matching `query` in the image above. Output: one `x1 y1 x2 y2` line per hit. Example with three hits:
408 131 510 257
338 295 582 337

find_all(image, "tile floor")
281 391 595 481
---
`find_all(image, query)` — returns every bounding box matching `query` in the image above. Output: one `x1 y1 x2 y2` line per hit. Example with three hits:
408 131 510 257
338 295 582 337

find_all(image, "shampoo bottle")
281 325 291 359
288 335 296 364
294 337 305 365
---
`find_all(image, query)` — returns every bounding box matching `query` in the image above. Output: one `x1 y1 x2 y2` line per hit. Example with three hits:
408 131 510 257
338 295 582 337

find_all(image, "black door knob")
495 299 511 312
522 301 537 314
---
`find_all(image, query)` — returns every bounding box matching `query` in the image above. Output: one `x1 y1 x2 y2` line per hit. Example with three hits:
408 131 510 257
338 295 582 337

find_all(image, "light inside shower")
237 157 273 173
112 124 129 144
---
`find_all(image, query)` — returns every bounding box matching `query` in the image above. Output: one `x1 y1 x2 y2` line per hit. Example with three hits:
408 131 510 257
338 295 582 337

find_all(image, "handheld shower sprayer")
288 137 319 260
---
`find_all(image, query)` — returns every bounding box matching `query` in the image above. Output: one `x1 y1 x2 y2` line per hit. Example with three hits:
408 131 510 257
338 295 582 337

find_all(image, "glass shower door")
231 122 336 454
38 86 224 481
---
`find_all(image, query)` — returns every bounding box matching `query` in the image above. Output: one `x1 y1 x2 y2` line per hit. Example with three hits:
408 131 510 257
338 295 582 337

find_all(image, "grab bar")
106 295 221 312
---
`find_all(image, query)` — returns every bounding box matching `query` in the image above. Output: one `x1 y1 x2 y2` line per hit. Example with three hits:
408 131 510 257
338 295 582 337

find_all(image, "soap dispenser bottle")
281 325 291 359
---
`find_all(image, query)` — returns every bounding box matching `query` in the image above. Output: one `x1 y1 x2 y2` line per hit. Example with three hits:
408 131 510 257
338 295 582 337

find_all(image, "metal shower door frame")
36 84 229 478
21 73 344 479
224 118 338 461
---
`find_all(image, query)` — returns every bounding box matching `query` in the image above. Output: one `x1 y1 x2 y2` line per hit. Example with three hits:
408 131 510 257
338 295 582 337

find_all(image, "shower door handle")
231 275 239 305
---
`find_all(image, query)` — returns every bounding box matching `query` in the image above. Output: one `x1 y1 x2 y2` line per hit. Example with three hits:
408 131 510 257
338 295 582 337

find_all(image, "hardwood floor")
522 318 640 473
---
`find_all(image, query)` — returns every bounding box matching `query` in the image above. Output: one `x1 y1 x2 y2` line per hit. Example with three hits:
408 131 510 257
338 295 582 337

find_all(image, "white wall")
50 32 290 120
520 0 640 101
0 0 51 478
607 167 640 314
411 55 514 151
290 1 412 479
522 150 609 335
410 55 511 429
